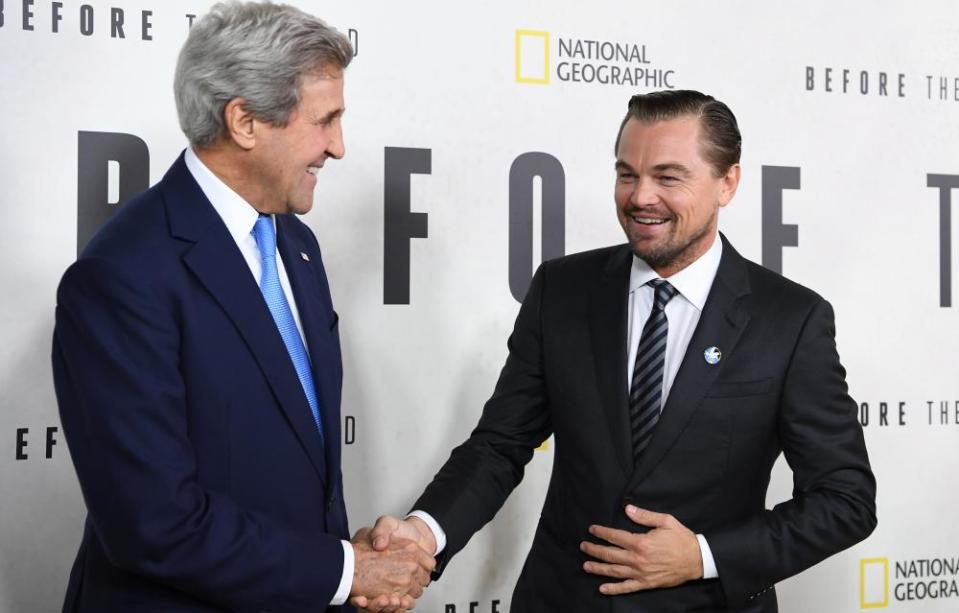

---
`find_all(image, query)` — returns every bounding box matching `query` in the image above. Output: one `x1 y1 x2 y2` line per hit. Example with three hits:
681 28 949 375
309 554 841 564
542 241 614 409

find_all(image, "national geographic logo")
0 2 359 52
804 66 959 103
861 556 959 608
514 29 676 88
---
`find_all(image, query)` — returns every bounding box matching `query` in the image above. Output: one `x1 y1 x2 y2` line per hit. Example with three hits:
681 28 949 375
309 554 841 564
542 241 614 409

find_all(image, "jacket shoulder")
81 184 171 261
541 244 628 277
738 256 828 322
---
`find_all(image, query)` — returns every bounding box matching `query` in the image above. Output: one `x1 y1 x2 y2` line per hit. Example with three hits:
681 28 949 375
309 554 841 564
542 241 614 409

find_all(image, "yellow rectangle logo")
860 557 889 609
515 29 550 84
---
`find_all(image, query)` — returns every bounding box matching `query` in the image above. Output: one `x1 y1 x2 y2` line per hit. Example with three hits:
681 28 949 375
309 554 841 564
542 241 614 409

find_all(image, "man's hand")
580 505 703 595
370 515 438 556
349 527 435 612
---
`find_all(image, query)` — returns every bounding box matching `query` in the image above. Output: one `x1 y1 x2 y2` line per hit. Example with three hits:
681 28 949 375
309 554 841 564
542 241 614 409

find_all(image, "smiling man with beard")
365 90 877 613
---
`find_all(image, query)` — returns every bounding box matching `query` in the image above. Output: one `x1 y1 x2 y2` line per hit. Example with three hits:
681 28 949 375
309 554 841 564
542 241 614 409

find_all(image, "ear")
718 163 741 207
222 97 256 151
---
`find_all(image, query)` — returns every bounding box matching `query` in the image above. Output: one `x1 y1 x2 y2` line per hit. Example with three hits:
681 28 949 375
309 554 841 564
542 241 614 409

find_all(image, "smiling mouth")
631 216 669 225
307 166 321 175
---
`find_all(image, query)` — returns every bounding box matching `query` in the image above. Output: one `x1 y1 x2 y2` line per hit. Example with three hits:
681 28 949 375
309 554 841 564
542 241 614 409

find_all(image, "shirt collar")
184 147 263 243
628 233 723 312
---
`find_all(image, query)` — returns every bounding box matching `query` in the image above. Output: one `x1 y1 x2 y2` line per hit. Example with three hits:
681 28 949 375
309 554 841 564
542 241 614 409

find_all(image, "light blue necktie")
252 215 324 441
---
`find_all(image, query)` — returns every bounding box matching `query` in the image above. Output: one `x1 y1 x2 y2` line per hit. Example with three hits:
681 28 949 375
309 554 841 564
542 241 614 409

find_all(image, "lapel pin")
704 346 722 365
300 252 310 262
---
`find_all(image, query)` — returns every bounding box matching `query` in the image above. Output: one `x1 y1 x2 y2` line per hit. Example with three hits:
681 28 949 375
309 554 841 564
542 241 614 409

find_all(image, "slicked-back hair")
614 90 742 177
174 1 353 147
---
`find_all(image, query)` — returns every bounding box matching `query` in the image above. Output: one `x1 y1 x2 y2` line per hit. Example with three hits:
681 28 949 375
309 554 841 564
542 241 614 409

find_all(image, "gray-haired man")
53 2 431 611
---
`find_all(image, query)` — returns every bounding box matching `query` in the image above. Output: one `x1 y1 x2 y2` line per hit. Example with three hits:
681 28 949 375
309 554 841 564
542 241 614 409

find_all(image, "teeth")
634 217 666 224
307 166 320 175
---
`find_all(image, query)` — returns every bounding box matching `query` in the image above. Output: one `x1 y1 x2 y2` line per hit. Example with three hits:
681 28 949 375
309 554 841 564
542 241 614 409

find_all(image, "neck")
651 230 718 279
193 144 271 214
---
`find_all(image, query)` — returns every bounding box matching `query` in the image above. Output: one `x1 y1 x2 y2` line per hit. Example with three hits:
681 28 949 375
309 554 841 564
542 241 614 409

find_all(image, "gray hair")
174 1 353 147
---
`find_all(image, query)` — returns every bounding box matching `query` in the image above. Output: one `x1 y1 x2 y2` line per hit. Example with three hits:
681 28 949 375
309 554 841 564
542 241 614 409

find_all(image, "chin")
287 201 314 216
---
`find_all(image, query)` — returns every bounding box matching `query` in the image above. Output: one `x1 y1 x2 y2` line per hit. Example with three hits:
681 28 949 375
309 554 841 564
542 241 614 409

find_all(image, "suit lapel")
588 246 634 476
161 156 328 486
629 234 752 488
276 217 342 488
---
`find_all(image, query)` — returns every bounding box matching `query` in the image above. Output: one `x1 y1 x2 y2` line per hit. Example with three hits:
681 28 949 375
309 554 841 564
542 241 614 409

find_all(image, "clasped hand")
350 516 438 612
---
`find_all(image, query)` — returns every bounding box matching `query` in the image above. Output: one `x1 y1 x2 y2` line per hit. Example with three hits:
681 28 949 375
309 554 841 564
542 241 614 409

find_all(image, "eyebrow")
316 107 345 124
651 162 692 177
614 160 693 177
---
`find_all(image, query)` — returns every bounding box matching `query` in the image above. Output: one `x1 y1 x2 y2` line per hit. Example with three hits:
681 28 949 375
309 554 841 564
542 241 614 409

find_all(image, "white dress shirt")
184 148 354 605
415 234 724 580
626 234 722 580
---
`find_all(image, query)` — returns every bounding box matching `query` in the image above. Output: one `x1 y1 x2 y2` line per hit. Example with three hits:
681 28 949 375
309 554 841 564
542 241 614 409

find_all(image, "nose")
326 122 345 160
629 176 659 207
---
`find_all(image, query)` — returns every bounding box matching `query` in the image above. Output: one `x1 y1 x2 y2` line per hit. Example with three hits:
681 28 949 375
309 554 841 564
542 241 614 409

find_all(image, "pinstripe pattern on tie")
252 215 324 441
629 279 678 463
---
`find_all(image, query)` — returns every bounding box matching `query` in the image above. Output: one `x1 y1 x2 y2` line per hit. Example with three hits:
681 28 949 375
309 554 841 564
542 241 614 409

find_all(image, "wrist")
406 515 437 555
689 532 705 580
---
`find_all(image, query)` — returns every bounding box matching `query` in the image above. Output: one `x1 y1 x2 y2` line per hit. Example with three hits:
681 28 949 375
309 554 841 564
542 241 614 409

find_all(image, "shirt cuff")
330 539 354 605
696 534 718 579
407 510 447 555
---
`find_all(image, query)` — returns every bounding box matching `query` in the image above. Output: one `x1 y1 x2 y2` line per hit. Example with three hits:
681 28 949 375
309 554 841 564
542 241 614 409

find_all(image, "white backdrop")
1 1 958 611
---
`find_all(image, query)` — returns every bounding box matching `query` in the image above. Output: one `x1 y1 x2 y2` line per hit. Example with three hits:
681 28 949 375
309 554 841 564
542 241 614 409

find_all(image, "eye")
616 172 636 183
659 175 679 184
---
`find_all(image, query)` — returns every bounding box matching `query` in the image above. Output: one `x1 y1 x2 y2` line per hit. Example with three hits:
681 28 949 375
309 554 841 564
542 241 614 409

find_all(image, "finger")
600 578 646 595
371 515 400 550
583 560 634 579
410 545 436 571
589 524 638 549
625 505 671 528
371 595 393 612
580 540 633 565
407 583 424 599
412 567 431 590
401 594 416 610
350 596 369 608
371 597 396 613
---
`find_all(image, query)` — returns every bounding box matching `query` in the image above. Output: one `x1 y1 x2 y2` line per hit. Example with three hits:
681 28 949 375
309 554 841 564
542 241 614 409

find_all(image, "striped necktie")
252 215 324 441
629 279 678 462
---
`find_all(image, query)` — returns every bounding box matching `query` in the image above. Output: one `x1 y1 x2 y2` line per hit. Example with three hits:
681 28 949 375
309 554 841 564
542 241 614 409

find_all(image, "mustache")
622 206 674 219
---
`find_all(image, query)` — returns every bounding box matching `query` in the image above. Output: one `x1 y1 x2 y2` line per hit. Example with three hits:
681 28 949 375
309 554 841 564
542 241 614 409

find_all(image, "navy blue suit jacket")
52 154 351 612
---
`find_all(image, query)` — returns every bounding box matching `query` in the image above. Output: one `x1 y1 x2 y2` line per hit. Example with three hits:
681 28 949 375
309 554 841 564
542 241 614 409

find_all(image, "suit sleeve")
705 298 877 604
412 264 553 575
52 256 344 611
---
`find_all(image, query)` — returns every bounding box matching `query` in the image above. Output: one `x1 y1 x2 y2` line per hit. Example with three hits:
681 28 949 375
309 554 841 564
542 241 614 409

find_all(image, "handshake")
349 515 438 612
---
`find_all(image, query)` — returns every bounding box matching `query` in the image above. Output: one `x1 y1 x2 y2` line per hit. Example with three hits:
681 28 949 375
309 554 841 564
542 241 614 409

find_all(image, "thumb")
371 515 399 550
625 505 669 528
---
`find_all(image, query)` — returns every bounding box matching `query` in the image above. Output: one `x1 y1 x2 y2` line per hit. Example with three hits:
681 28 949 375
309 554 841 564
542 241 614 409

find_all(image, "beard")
623 210 717 272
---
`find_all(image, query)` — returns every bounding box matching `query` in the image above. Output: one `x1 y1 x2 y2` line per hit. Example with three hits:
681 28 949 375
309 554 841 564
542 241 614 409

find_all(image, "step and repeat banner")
1 1 957 611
